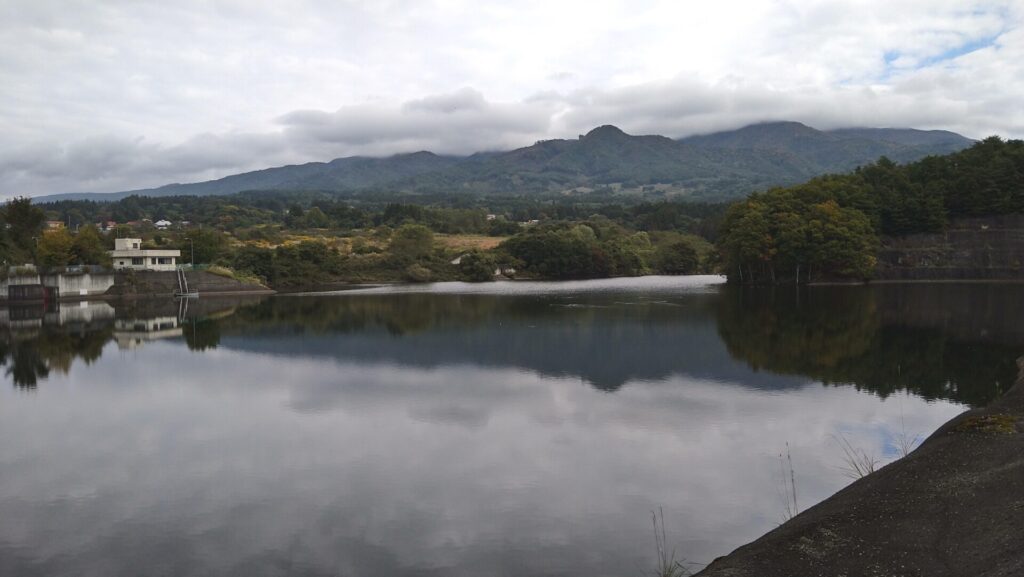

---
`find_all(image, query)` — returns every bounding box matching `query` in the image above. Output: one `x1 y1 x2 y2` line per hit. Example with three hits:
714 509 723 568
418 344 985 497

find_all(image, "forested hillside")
37 122 972 204
717 137 1024 283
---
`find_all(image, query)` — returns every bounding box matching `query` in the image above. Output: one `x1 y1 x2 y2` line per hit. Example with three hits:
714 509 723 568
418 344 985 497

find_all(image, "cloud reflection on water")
0 340 962 576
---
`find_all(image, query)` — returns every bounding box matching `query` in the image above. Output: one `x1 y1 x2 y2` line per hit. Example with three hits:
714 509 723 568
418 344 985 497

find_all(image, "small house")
109 238 181 271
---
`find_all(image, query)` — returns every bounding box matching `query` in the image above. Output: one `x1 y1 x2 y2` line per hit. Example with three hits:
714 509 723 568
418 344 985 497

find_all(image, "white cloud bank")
0 0 1021 196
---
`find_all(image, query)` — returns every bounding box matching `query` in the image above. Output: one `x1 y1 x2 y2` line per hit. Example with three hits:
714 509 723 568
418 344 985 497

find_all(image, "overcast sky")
2 0 1022 197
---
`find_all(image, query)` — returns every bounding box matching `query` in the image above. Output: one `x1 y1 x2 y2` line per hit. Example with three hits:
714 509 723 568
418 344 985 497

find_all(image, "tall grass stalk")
778 442 799 522
895 401 922 458
651 507 691 577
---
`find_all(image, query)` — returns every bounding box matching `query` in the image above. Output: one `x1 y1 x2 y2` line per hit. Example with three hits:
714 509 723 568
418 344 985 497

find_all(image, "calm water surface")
1 276 1021 576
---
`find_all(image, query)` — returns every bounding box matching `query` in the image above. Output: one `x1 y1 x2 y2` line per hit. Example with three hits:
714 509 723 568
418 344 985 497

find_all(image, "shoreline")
695 357 1024 577
5 274 1024 303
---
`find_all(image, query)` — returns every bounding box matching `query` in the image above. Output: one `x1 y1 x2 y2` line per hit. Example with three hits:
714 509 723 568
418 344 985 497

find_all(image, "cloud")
277 88 557 157
402 87 488 113
0 132 296 195
0 0 1021 197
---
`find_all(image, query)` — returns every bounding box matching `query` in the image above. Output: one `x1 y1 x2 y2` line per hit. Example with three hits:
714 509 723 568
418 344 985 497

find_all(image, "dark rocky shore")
696 357 1024 577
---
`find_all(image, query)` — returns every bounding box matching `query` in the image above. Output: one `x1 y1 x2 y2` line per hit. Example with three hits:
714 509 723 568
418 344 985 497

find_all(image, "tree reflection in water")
715 284 1022 406
2 282 1021 406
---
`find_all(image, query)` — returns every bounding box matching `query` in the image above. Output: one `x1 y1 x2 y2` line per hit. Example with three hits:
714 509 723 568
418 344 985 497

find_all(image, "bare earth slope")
696 358 1024 577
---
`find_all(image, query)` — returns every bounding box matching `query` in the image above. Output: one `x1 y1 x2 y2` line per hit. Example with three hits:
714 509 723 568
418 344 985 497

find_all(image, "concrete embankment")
105 271 274 298
2 270 273 302
877 215 1024 281
1 270 115 300
696 358 1024 577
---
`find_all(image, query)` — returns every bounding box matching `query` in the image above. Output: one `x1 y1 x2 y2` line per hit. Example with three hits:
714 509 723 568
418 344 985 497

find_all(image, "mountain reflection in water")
3 281 1020 406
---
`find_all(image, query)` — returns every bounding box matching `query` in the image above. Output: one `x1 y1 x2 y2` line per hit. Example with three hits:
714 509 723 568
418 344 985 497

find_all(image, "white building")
154 219 172 230
109 238 181 271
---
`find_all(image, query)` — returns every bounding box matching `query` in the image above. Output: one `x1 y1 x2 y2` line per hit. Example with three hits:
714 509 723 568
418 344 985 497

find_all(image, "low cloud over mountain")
1 1 1020 197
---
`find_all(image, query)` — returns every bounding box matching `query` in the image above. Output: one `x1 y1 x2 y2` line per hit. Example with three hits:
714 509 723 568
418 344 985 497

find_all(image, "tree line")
37 190 725 238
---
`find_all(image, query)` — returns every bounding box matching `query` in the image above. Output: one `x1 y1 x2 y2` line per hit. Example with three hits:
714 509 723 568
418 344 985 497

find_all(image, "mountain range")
38 121 974 203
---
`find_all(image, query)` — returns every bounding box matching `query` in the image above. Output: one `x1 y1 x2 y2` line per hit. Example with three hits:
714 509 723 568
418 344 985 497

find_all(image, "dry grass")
778 443 799 522
832 434 879 479
205 265 265 286
436 234 508 251
278 234 350 250
954 414 1018 435
895 409 923 458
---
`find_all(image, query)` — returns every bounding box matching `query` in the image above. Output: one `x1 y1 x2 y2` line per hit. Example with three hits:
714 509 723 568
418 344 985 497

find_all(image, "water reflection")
716 284 1023 406
0 297 256 388
0 279 1019 576
3 282 1019 405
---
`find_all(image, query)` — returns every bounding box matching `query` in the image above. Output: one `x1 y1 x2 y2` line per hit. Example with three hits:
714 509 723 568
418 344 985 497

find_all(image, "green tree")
271 241 344 286
719 200 775 283
231 245 275 283
3 197 46 263
71 225 110 265
458 251 497 282
773 211 812 283
805 200 878 280
302 207 330 228
501 227 607 279
603 237 645 276
654 239 700 275
181 228 227 265
389 224 435 263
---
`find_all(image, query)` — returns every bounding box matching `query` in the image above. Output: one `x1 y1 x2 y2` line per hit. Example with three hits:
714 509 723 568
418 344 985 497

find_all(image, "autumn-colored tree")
36 229 74 267
718 192 878 283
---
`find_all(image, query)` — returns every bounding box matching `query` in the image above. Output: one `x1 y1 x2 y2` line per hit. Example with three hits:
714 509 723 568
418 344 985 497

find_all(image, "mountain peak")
678 121 828 149
737 121 818 135
754 120 811 128
582 125 628 140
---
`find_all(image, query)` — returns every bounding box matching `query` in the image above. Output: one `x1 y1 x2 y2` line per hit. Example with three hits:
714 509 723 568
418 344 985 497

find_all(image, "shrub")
458 251 497 282
404 263 433 283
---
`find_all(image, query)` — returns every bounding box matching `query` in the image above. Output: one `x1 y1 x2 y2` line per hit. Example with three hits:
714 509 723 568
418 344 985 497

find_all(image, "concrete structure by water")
1 267 115 300
110 238 181 271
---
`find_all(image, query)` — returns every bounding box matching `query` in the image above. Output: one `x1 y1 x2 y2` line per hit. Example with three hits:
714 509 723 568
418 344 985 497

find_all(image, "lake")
1 277 1021 576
